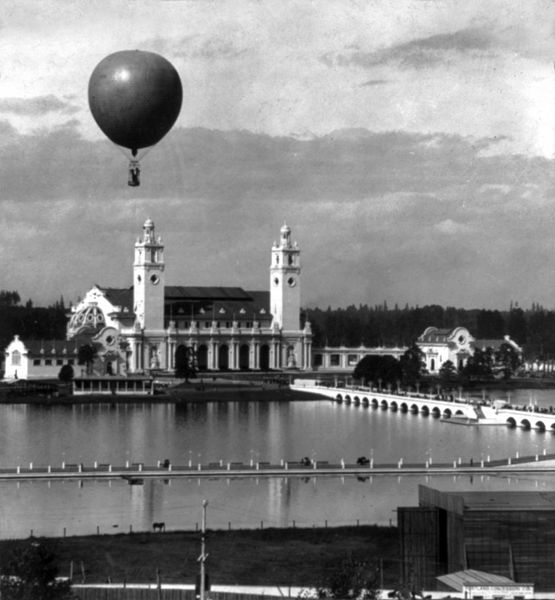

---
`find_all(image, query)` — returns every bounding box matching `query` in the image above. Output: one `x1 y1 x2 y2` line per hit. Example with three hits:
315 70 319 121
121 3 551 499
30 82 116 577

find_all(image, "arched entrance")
260 345 270 371
218 345 229 370
175 345 196 378
239 344 250 370
197 345 208 371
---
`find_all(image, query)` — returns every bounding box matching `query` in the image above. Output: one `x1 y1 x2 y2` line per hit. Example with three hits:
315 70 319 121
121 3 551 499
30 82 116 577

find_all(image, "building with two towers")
63 219 312 375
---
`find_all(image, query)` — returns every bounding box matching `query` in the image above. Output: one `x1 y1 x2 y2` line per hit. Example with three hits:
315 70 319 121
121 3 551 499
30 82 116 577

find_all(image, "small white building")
417 327 523 374
417 326 475 373
437 569 534 599
3 335 79 380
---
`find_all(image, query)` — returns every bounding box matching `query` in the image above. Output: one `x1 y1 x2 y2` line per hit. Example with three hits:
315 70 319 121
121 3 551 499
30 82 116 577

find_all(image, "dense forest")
1 288 555 362
305 302 555 360
0 291 67 352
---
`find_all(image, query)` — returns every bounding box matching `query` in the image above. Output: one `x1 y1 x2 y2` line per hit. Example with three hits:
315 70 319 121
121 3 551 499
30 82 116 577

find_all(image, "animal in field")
152 522 166 532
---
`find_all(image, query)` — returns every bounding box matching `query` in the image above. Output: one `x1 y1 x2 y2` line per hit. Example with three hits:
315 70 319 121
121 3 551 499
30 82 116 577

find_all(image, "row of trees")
0 294 67 352
306 303 555 360
353 341 523 387
353 345 426 387
0 288 551 367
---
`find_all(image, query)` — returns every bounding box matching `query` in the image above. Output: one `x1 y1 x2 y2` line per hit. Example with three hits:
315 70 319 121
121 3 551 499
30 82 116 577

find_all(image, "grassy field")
0 526 400 587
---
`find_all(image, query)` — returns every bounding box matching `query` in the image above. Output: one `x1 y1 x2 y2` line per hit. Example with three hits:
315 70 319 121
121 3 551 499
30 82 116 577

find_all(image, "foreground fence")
74 589 193 600
73 588 293 600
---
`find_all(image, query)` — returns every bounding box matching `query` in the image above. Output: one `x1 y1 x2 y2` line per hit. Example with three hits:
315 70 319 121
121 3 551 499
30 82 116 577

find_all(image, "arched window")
260 345 270 370
218 345 229 370
239 344 250 370
11 350 21 366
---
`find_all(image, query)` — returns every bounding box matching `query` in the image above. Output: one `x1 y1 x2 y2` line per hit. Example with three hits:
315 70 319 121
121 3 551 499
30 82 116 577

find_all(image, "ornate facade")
66 219 312 375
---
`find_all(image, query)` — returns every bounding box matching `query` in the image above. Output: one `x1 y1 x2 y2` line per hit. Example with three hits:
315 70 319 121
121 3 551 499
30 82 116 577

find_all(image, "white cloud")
434 219 471 234
1 1 555 310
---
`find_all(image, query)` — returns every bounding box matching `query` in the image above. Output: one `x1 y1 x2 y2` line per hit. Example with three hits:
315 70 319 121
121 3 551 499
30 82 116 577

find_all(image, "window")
11 350 21 366
45 359 52 366
246 322 252 328
314 354 323 366
347 354 358 366
33 359 41 366
330 354 340 366
205 322 210 328
68 359 74 365
56 359 63 366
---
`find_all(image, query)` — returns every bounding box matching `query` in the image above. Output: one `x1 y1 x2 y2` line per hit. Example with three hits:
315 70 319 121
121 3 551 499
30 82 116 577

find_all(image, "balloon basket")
128 160 141 187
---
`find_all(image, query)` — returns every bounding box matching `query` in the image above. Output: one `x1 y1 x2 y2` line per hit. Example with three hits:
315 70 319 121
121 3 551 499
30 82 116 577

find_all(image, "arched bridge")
290 381 555 431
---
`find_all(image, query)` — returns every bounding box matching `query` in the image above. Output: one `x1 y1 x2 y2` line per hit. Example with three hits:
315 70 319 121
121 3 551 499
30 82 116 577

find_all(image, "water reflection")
0 392 554 538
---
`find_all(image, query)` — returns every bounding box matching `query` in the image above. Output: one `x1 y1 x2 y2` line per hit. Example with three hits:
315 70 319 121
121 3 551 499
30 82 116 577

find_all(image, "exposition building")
398 485 552 593
64 219 312 375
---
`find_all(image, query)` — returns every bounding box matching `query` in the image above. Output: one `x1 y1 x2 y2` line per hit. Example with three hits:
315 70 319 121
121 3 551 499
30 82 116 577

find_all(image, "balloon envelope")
88 50 182 153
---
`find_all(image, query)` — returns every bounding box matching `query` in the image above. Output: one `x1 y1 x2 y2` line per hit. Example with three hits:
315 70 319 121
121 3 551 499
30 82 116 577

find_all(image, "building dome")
68 304 105 335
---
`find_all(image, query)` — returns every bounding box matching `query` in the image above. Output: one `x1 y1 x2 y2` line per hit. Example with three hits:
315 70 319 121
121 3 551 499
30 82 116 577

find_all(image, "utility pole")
198 499 209 600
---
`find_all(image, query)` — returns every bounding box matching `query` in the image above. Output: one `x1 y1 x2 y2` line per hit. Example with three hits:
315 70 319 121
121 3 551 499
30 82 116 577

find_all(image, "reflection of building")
398 485 554 592
66 220 312 374
4 335 78 380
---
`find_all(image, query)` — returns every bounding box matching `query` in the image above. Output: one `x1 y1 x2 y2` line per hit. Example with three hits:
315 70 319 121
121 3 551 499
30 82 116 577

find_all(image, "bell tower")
270 223 301 331
133 218 165 331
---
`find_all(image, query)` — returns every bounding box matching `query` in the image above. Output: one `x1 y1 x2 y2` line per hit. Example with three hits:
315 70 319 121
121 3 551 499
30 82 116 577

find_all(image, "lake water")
1 388 554 539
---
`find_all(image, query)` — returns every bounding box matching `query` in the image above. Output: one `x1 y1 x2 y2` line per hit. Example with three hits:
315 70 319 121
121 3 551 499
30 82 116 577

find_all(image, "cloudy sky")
2 0 555 310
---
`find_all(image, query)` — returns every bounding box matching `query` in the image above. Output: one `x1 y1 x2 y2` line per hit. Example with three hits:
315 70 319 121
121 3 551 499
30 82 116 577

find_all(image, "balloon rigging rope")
112 143 154 162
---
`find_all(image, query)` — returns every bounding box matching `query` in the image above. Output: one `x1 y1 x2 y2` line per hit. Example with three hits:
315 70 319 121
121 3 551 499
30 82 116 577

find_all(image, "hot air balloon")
88 50 182 186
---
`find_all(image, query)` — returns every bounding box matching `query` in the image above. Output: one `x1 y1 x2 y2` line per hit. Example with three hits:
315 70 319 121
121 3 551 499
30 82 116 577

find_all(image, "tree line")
305 302 555 360
1 289 555 363
0 292 67 352
353 341 523 390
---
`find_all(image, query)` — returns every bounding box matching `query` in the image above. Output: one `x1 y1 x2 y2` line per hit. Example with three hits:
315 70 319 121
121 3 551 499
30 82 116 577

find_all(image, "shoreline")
0 384 327 405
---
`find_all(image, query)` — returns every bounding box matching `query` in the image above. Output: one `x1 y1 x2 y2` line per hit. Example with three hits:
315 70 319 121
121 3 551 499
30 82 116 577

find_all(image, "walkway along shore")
2 453 555 482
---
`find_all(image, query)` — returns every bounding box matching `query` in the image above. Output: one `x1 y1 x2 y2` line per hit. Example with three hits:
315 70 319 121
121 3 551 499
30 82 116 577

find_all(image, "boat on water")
440 415 507 426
